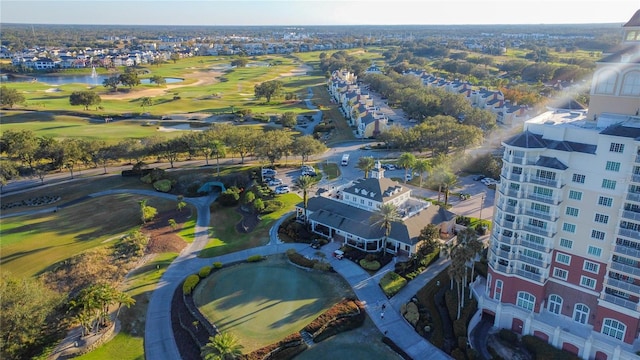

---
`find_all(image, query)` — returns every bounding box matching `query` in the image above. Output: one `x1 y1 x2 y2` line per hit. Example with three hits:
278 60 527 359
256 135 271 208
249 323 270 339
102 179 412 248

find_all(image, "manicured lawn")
0 111 180 142
75 333 143 360
0 194 176 277
199 192 301 257
320 162 340 180
194 256 349 352
177 217 197 243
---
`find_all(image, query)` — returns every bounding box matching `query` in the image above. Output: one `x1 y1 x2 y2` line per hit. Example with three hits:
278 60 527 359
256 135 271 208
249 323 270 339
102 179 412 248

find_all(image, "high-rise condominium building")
478 9 640 360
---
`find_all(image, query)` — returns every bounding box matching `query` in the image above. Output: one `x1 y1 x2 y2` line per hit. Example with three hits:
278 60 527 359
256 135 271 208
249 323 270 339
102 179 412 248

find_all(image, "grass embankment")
199 192 301 257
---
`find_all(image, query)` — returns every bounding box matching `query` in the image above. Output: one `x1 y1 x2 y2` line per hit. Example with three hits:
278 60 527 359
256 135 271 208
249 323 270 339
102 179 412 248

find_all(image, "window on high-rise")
602 319 626 341
494 280 502 301
609 143 625 153
556 252 571 265
594 213 609 224
572 173 586 184
620 72 640 96
602 179 617 190
595 71 617 94
569 190 582 200
591 230 605 241
583 260 600 274
516 292 535 311
587 246 602 257
565 207 579 217
559 238 573 249
553 267 568 280
548 294 562 315
536 169 555 180
534 186 553 197
598 196 613 207
605 161 621 172
562 223 576 233
531 202 549 213
573 304 589 324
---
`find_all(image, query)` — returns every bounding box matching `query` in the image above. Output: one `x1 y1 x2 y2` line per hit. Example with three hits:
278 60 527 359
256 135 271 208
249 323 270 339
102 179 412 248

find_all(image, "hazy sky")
1 0 638 26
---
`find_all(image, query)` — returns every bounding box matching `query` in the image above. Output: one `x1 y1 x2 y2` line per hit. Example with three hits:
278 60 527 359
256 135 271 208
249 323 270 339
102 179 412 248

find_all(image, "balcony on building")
613 241 640 258
627 192 640 203
515 252 549 269
610 260 640 278
526 175 560 188
601 291 640 312
604 277 640 296
521 224 556 238
525 192 562 205
524 208 559 222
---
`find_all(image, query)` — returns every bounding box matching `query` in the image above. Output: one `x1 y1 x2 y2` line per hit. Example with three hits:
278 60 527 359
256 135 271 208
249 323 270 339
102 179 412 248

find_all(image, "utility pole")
479 193 485 220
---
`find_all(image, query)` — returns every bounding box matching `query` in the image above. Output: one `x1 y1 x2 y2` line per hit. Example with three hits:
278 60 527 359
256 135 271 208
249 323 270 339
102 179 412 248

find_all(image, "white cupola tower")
370 160 384 179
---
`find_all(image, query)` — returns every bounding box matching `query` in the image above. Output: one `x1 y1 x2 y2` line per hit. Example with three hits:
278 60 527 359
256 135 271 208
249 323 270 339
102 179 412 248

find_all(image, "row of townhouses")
406 70 533 126
327 69 391 138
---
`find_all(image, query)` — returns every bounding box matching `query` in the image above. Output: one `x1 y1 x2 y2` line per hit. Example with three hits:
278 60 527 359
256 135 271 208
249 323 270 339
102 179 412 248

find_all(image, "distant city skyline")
1 0 638 27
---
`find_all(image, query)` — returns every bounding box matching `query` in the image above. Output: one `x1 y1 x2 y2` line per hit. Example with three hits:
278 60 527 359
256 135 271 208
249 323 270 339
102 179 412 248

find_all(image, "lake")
0 74 183 86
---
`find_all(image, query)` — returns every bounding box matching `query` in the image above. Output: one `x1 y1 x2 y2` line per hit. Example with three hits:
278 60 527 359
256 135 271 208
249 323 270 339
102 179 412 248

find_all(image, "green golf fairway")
194 256 350 352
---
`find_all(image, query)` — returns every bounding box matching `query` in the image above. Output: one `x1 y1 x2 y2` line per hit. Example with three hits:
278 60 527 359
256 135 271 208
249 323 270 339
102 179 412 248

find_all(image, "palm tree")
210 140 226 177
201 332 244 360
396 152 416 183
370 203 401 255
448 246 467 320
458 227 484 299
413 159 431 188
356 156 375 178
442 172 457 205
294 175 315 225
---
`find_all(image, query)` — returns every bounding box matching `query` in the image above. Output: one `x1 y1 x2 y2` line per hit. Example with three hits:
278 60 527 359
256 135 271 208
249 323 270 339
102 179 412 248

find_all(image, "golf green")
194 256 352 352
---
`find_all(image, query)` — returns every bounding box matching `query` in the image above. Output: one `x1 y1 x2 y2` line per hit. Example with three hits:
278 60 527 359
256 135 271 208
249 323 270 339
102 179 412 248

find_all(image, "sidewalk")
298 241 451 360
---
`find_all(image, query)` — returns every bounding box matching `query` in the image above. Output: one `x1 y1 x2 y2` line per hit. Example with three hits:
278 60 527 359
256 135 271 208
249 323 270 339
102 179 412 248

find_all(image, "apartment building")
477 10 640 360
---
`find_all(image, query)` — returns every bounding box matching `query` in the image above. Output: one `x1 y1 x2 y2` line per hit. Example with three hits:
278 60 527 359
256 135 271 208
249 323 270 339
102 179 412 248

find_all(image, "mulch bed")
141 208 192 254
235 206 260 233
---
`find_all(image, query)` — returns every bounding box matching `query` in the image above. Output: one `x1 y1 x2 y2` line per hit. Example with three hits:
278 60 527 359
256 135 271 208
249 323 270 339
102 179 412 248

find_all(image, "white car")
482 178 497 186
275 185 290 194
262 168 277 176
268 178 283 186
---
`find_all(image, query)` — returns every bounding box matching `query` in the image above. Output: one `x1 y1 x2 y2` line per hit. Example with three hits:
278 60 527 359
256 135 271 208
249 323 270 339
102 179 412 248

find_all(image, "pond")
0 74 182 86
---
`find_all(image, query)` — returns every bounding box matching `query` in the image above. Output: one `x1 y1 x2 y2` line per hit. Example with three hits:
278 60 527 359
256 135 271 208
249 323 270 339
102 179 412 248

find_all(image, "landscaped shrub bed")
303 299 364 342
1 195 61 210
278 216 314 242
285 249 333 272
379 271 407 297
247 254 265 262
359 258 381 271
183 274 200 295
243 333 307 360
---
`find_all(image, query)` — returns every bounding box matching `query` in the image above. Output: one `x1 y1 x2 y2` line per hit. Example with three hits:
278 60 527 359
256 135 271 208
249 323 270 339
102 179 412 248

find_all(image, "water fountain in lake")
91 67 98 85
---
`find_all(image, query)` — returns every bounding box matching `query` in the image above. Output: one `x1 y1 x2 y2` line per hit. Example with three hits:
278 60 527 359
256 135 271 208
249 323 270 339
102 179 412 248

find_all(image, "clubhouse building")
295 162 456 257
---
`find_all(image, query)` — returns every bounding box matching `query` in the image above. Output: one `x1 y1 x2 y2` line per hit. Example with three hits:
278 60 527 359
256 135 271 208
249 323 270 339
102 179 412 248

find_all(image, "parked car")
482 178 498 186
262 168 277 176
268 178 283 186
275 185 290 194
382 163 396 171
405 173 413 182
473 174 486 181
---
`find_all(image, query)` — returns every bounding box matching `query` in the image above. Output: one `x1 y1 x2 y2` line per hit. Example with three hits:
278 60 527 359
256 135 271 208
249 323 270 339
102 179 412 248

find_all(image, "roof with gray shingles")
343 177 409 203
302 194 455 245
535 156 568 170
505 131 597 154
